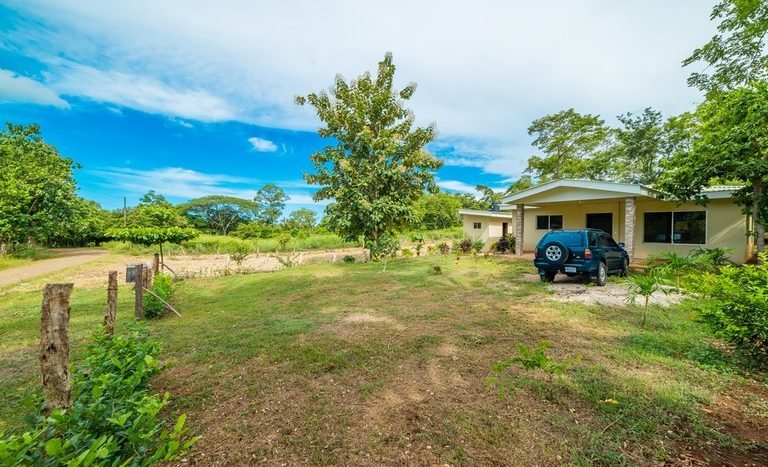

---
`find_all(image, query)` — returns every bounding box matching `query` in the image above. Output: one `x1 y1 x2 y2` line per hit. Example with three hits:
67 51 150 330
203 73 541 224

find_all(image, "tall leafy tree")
296 53 442 259
0 123 80 248
413 192 463 230
684 0 768 94
474 185 502 208
282 208 317 232
131 191 187 228
611 108 667 185
254 184 288 225
658 81 768 257
504 176 533 195
178 195 258 235
524 109 611 181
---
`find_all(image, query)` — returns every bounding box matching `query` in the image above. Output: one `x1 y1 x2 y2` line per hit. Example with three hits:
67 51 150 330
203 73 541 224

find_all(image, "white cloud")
437 180 478 194
3 0 715 176
0 68 69 108
86 166 326 205
248 137 277 152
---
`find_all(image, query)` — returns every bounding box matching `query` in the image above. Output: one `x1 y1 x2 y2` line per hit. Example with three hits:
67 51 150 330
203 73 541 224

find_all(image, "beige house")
460 179 754 264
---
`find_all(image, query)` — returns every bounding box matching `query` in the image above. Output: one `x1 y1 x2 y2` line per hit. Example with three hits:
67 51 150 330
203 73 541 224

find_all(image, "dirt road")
0 249 108 288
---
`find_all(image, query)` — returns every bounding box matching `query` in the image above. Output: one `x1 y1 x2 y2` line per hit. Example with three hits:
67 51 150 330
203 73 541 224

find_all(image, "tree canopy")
178 195 258 235
254 184 288 225
658 81 768 255
684 0 768 94
296 53 442 259
0 123 82 247
525 109 611 182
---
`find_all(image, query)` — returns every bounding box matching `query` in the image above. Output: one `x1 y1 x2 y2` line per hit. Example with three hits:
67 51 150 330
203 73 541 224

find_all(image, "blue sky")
0 1 715 214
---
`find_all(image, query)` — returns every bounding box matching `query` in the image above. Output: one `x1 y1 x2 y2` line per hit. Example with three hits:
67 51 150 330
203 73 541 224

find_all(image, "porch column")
515 204 524 256
623 197 636 261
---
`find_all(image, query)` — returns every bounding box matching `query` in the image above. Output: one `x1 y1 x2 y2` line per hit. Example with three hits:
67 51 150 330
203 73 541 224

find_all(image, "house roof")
458 209 516 219
500 179 741 205
500 179 661 205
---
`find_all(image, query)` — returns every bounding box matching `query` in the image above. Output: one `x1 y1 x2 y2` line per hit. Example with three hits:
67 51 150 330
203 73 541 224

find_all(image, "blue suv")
534 229 629 286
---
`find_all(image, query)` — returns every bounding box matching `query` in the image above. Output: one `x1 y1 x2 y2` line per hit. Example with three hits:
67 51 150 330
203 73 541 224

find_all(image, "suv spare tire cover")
541 241 569 265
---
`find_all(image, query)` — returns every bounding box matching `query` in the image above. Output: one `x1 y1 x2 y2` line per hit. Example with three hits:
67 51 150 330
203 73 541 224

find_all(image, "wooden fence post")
40 283 73 414
134 263 144 318
104 271 118 335
152 253 160 277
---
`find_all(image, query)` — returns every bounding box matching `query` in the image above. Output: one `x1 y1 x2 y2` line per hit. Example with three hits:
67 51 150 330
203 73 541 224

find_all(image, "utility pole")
123 197 127 227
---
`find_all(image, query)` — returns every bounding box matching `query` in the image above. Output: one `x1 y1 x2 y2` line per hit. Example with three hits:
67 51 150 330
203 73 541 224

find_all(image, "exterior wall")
517 198 748 263
521 201 625 251
633 199 749 263
461 214 514 250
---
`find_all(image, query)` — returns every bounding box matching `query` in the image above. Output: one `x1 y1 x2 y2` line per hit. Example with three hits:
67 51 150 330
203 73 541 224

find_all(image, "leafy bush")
342 255 356 264
229 242 252 266
410 233 425 256
437 242 450 254
690 246 734 267
144 273 173 319
432 265 442 274
692 253 768 361
276 233 292 251
455 238 474 254
401 248 413 257
0 325 196 465
490 341 570 384
494 234 516 254
472 240 484 254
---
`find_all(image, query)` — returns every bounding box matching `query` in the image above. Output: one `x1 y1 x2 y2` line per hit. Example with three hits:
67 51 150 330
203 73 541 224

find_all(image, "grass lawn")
1 255 766 465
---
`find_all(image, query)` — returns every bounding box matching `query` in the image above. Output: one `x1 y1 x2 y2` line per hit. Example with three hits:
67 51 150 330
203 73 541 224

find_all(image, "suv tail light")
584 248 592 259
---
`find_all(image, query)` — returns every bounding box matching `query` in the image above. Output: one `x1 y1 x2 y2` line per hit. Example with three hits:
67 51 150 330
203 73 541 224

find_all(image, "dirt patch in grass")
523 273 684 308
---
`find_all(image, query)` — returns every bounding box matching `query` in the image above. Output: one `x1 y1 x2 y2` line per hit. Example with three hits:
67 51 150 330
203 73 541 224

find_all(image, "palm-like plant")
647 251 702 291
625 270 668 327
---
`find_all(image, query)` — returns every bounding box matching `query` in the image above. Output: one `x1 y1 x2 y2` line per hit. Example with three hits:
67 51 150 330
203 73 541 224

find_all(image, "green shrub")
401 248 413 257
0 325 196 465
437 242 450 254
456 238 473 254
229 242 252 266
692 253 768 361
410 233 425 256
342 255 356 264
7 245 53 260
144 273 173 319
493 234 515 254
472 240 484 254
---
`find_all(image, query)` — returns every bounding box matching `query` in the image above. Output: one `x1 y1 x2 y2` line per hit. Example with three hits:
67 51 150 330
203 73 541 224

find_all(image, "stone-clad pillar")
624 197 635 261
515 205 524 256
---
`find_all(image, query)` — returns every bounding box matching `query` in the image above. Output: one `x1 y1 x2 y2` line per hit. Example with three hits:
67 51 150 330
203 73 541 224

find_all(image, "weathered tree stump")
40 283 73 414
104 271 118 335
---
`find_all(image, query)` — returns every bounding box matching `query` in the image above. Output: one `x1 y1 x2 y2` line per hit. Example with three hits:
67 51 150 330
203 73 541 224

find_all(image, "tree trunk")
40 283 73 414
754 178 765 262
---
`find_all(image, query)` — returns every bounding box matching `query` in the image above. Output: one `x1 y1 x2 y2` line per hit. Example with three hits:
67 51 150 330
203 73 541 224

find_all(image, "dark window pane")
673 211 706 244
547 232 584 247
549 215 563 229
589 233 599 247
603 234 618 248
644 212 672 243
473 222 481 229
536 216 549 230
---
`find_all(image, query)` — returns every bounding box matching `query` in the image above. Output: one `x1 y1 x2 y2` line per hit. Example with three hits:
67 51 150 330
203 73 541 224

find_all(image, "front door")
502 222 509 237
586 213 613 236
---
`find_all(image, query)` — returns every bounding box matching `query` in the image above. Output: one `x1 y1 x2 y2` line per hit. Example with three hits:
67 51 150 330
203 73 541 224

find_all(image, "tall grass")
104 228 463 257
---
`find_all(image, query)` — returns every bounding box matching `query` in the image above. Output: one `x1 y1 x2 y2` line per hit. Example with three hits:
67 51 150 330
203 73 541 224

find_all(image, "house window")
643 211 706 244
536 215 563 230
473 222 482 229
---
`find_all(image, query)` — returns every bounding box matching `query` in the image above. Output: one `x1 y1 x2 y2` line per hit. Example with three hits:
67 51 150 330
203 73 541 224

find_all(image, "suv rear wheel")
592 261 607 286
539 270 556 283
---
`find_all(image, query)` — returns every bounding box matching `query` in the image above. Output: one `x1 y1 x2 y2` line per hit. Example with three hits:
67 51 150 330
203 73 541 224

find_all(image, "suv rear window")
542 232 584 247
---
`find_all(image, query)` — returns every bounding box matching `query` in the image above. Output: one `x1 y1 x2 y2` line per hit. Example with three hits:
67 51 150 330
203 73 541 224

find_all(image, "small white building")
459 208 516 249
